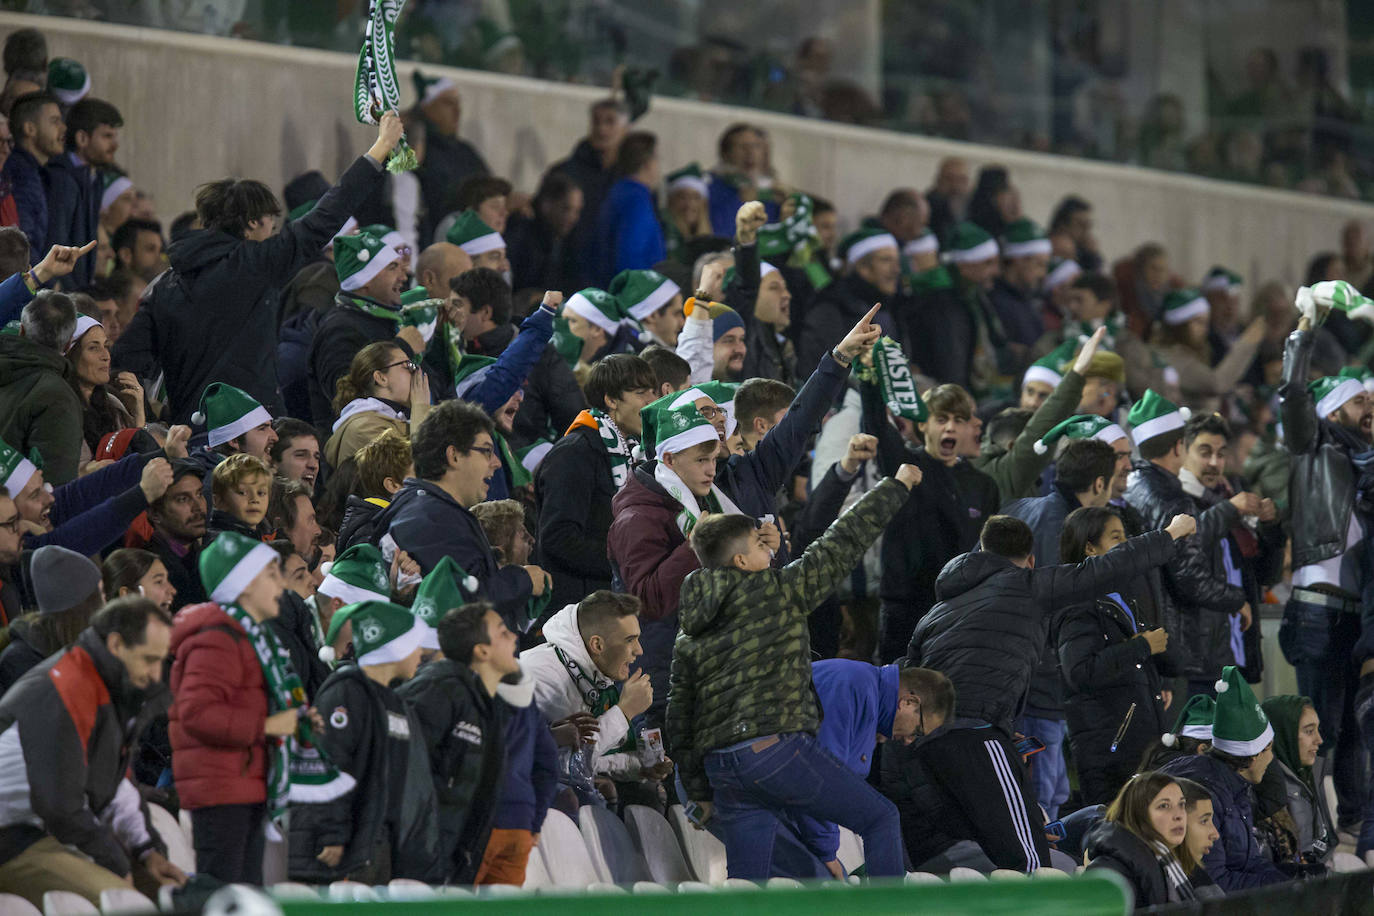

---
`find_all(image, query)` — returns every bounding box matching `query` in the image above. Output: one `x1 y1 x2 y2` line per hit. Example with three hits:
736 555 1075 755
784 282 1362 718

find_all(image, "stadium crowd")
0 21 1373 913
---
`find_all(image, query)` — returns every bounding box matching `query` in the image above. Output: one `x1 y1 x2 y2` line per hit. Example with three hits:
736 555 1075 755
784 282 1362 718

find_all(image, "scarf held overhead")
354 0 418 173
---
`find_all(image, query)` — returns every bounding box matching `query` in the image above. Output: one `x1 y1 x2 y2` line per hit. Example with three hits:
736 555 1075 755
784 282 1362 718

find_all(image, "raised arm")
781 474 913 603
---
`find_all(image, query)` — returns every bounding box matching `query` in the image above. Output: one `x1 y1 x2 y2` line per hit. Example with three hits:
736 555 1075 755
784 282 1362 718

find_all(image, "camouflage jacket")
666 478 910 800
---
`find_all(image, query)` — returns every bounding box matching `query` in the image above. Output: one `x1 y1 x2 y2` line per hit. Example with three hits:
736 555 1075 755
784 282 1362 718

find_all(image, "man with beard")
0 489 22 623
1280 298 1374 836
110 218 165 284
45 97 121 287
308 231 423 426
145 460 209 609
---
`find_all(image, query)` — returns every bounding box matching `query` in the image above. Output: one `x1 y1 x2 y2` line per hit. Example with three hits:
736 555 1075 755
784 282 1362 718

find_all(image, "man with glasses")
0 489 22 624
374 400 550 633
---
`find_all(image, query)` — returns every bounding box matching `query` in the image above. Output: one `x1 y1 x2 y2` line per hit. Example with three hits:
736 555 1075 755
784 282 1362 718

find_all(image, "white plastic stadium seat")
537 808 601 888
96 888 156 913
1033 866 1072 878
585 883 628 894
991 868 1026 879
624 804 694 885
905 871 943 885
1332 851 1365 873
147 804 195 876
765 877 804 889
0 893 40 915
948 867 987 881
835 826 865 875
632 882 672 894
722 878 760 890
42 892 96 916
268 883 319 900
521 844 553 889
675 881 714 893
326 881 375 901
475 885 525 897
580 805 652 885
385 879 436 901
667 805 727 885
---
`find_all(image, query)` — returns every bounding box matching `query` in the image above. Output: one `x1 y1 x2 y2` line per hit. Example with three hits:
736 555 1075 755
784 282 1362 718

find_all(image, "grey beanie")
31 546 102 615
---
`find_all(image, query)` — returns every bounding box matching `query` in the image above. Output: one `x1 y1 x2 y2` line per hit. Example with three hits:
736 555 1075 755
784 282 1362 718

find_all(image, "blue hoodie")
803 659 900 861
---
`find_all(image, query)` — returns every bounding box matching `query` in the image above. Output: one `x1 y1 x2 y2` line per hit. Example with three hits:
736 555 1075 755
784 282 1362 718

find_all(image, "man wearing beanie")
1124 390 1263 698
288 599 438 884
308 231 426 425
1160 666 1287 889
708 302 747 381
0 545 104 692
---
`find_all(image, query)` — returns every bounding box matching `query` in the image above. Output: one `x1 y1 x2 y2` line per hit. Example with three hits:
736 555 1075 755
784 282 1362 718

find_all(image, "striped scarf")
568 409 636 490
352 0 418 172
654 461 741 537
1152 841 1197 903
222 603 353 832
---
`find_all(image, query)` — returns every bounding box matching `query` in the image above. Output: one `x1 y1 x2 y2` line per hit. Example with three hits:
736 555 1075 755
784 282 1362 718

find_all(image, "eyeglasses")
697 405 724 420
385 359 419 373
468 445 497 461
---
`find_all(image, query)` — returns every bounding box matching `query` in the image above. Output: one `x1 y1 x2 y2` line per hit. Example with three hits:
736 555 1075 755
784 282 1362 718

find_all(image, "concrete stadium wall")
12 11 1374 295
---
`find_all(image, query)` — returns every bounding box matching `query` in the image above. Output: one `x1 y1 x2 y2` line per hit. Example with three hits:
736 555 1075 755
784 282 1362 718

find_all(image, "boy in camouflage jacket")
666 463 921 880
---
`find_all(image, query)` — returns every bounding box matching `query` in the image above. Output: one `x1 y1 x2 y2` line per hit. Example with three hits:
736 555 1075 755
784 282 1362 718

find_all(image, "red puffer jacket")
169 602 269 809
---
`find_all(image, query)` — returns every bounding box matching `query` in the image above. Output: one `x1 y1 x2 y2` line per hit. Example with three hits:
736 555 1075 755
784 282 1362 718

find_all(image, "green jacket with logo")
666 478 909 800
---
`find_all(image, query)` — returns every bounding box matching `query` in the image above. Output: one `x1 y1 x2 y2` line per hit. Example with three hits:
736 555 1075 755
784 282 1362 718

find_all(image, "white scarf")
654 461 741 536
333 396 407 432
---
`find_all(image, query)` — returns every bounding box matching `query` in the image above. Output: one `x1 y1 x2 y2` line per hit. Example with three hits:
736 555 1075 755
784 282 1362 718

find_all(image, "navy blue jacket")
491 702 559 833
24 452 152 556
1160 752 1287 891
0 272 35 326
376 479 533 630
806 659 899 860
3 148 48 263
43 153 99 288
594 178 664 285
1002 484 1079 567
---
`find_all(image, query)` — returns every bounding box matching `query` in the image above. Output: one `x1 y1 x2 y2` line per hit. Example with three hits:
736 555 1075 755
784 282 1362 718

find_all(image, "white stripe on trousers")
984 739 1041 872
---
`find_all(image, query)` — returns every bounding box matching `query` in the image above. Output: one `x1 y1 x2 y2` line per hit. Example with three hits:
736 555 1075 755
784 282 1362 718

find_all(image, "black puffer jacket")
1124 463 1245 679
1083 820 1173 909
906 530 1177 736
1057 593 1169 805
533 423 616 611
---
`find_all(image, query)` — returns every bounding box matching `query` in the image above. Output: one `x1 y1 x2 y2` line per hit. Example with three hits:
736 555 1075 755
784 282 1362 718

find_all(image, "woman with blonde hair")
325 340 430 467
1083 771 1196 907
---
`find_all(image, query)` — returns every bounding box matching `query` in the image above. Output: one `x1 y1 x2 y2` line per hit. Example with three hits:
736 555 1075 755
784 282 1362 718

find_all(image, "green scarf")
493 430 531 489
757 193 818 261
589 409 634 489
1062 312 1125 349
342 293 444 347
353 0 418 173
857 336 926 423
1261 695 1316 791
221 603 352 827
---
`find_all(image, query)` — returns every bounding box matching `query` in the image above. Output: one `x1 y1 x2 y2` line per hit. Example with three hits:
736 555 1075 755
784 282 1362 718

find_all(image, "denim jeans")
704 733 903 880
1280 595 1367 827
1017 716 1069 821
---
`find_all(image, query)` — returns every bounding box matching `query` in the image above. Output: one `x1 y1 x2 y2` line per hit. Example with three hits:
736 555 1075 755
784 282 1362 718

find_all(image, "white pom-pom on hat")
1033 439 1049 456
463 575 478 591
191 411 205 426
318 645 337 663
1178 407 1192 421
1161 732 1177 747
357 248 370 262
1214 677 1229 693
318 561 333 578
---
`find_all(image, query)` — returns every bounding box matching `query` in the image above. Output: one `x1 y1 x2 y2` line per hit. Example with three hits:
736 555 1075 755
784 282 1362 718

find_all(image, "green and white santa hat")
0 438 40 496
666 163 710 199
565 287 625 335
1043 257 1082 292
445 210 505 257
1339 366 1374 394
199 531 280 606
1161 694 1215 746
191 382 272 448
840 226 898 267
1022 340 1078 391
640 393 719 460
334 232 403 293
1033 414 1129 455
1000 218 1052 259
317 544 391 608
942 222 999 264
1160 288 1209 326
902 230 938 258
1201 266 1242 294
409 556 478 651
48 58 90 106
1210 665 1273 756
360 223 408 254
1127 389 1190 447
1309 375 1366 418
609 269 680 322
100 172 133 214
325 599 429 667
413 69 456 106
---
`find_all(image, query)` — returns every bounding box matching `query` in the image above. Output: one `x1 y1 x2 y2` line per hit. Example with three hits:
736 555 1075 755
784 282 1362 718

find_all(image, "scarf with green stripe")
654 461 740 537
857 336 925 423
342 293 443 345
1061 312 1125 350
552 645 636 754
221 603 353 831
353 0 418 173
